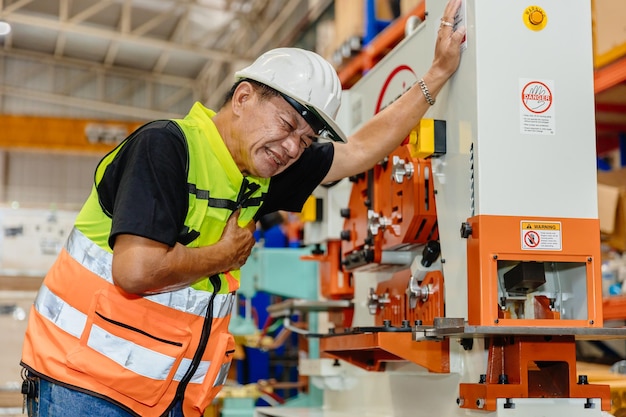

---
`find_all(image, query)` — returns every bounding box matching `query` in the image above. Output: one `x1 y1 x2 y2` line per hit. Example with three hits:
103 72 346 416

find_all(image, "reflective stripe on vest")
66 227 234 318
31 227 236 387
34 272 230 387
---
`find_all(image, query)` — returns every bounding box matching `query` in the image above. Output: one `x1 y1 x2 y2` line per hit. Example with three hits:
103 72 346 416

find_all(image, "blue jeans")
26 376 185 417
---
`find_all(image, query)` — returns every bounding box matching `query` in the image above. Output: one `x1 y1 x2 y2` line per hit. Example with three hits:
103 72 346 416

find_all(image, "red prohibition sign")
522 81 552 114
524 230 540 248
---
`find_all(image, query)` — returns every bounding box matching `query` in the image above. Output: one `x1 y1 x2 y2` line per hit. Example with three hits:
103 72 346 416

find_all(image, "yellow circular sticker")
523 6 547 31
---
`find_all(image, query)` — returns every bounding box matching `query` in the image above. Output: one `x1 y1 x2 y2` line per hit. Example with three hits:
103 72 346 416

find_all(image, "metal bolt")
476 398 485 409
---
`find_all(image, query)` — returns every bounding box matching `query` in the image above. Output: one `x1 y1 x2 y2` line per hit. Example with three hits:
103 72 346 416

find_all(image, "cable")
283 316 309 335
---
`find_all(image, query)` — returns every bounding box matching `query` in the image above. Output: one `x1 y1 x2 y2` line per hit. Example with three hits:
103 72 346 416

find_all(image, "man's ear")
231 81 254 116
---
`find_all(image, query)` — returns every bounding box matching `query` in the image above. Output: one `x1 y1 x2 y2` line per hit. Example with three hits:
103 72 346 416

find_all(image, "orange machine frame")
465 214 604 329
341 146 438 268
320 269 449 373
458 336 610 411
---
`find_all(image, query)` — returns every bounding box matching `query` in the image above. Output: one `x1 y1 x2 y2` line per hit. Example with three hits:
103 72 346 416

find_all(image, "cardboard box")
579 361 626 416
401 0 423 15
593 0 626 68
316 19 336 62
332 0 394 56
598 168 626 251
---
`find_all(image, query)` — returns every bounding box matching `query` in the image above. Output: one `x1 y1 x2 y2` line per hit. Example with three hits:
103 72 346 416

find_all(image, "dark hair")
221 79 280 108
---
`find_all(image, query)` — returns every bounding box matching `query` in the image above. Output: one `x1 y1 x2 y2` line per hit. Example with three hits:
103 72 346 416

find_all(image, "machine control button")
528 10 543 25
523 6 547 31
460 222 473 238
421 240 441 267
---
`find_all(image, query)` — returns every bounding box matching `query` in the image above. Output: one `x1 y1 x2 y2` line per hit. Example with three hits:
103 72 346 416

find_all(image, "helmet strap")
279 93 329 140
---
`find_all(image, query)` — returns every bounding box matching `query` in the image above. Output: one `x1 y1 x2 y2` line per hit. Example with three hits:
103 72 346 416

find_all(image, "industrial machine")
255 1 626 416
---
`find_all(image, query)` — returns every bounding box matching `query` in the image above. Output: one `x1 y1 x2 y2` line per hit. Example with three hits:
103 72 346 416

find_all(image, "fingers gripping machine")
259 1 626 416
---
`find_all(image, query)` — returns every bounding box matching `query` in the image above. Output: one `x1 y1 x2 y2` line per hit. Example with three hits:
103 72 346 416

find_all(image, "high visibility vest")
21 102 269 417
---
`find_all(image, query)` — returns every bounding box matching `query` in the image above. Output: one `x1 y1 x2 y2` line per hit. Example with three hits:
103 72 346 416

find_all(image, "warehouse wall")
3 151 100 208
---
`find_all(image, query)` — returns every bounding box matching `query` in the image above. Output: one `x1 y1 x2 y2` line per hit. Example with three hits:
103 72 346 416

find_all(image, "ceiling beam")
0 49 195 87
0 84 184 120
1 11 248 63
69 0 115 24
132 5 180 37
0 0 34 15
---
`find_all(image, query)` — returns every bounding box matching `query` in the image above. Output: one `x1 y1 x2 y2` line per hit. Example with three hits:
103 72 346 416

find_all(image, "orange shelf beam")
0 114 140 153
594 54 626 94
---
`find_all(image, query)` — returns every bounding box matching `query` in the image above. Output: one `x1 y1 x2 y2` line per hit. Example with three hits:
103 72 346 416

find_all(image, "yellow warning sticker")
521 222 561 231
521 221 562 250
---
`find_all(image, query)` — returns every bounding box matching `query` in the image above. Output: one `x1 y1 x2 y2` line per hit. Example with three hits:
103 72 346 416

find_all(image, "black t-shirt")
97 120 334 248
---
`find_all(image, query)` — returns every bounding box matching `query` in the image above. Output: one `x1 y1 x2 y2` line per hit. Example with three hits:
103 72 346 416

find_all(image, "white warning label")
520 79 555 136
521 221 562 250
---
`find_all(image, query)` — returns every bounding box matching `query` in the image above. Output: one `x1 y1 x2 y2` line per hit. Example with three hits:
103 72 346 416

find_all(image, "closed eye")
300 135 317 149
281 118 295 132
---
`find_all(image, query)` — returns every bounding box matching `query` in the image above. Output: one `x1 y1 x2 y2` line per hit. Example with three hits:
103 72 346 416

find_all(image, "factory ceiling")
0 0 331 119
1 0 625 148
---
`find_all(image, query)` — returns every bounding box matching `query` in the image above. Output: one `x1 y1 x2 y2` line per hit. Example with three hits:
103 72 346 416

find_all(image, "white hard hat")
234 47 347 143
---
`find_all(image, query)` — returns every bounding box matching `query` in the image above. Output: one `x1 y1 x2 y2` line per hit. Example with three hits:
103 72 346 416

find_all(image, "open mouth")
266 147 285 167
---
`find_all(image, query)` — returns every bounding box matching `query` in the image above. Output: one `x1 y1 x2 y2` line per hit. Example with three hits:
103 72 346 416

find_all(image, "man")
20 1 465 416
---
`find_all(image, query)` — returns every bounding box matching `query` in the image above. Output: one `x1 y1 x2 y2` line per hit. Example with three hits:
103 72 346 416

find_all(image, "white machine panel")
337 0 598 318
464 1 597 219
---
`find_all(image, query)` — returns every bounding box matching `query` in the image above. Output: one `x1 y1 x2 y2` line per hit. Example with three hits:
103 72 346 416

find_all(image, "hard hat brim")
234 74 347 143
279 93 347 143
306 103 348 143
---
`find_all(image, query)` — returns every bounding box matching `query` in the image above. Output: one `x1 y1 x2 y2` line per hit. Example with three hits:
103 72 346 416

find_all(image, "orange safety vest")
21 102 269 416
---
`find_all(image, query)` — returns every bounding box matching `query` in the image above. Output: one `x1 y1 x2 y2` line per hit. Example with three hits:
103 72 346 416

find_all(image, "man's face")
234 88 317 178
